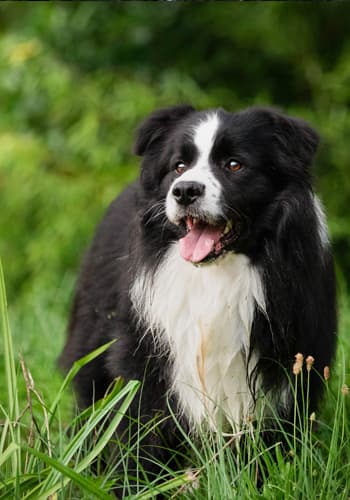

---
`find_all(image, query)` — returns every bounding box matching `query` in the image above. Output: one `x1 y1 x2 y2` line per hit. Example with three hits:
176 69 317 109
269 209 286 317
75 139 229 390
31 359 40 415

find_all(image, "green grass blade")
75 380 140 474
0 259 21 476
61 380 140 466
22 446 114 500
0 406 10 459
25 340 117 473
0 472 49 498
25 341 118 474
0 442 20 468
46 339 116 428
43 379 140 490
131 473 191 500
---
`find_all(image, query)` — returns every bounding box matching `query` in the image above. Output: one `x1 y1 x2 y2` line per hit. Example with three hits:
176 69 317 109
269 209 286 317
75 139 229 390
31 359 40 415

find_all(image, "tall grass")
1 258 349 499
0 260 140 499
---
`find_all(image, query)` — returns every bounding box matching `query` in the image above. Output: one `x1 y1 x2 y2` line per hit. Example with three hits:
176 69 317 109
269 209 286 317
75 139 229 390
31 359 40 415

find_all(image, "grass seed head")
293 353 304 375
341 384 349 396
306 355 315 372
324 366 330 381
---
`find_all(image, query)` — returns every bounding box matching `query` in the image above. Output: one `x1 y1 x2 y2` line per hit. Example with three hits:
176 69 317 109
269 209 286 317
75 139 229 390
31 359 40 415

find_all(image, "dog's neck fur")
131 245 266 430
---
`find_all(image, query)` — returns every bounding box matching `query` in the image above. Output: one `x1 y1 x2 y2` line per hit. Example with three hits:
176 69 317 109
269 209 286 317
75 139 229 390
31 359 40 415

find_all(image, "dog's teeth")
224 221 233 234
186 217 195 230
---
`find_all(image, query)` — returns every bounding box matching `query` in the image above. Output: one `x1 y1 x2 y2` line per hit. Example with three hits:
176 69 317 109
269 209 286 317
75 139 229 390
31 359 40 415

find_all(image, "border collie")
60 105 336 485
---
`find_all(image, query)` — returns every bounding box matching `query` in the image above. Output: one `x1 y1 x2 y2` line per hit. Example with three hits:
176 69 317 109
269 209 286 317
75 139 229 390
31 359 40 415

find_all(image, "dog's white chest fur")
131 245 265 430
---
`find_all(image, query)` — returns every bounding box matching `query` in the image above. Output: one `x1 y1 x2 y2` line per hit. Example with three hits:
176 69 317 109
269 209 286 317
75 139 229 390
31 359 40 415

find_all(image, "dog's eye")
175 161 186 174
226 160 242 172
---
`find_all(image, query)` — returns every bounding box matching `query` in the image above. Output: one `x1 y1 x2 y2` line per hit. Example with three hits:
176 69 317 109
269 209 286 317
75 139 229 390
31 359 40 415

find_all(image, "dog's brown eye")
175 161 186 174
226 160 242 172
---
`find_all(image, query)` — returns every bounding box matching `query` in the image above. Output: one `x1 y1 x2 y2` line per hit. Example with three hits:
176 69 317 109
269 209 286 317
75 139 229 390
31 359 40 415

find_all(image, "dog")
60 105 337 489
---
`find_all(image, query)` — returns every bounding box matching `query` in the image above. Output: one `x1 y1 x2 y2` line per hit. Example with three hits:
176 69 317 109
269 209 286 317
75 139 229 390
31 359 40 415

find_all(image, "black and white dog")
60 105 336 481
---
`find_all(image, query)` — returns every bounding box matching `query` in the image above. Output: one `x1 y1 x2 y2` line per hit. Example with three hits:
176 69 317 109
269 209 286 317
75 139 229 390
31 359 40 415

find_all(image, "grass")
1 258 350 499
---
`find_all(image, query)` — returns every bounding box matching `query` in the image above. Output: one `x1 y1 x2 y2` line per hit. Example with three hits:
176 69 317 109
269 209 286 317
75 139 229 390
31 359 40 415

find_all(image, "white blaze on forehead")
192 113 220 162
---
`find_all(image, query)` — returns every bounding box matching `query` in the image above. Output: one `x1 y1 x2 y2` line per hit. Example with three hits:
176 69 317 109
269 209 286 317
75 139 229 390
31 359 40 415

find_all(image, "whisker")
143 199 166 218
144 207 167 226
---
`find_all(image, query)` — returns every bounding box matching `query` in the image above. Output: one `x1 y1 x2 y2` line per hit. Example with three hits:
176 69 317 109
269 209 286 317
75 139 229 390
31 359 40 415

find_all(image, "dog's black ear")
134 105 195 156
271 110 320 168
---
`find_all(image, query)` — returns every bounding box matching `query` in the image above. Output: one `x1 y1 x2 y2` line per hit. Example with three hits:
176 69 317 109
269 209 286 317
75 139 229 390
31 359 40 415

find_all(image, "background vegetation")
0 3 349 498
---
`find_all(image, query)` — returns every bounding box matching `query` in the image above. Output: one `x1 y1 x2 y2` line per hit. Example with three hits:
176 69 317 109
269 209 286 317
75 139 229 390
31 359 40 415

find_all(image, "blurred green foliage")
1 3 350 304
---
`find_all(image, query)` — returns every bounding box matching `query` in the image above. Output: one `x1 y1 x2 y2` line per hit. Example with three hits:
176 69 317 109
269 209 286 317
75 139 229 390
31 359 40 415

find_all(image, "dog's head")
135 105 319 264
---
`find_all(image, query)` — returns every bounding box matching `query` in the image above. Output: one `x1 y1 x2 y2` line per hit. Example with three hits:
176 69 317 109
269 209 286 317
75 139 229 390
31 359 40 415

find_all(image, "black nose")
172 181 205 206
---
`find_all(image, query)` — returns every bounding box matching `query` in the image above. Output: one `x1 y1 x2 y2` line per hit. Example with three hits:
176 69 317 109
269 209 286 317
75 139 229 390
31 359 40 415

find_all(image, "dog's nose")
172 181 205 206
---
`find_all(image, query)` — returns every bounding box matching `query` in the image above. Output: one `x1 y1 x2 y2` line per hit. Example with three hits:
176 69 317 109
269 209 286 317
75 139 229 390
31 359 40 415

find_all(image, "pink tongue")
179 225 223 263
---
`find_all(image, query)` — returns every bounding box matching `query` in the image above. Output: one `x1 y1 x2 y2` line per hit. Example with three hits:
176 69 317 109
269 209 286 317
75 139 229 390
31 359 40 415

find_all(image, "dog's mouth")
178 216 241 264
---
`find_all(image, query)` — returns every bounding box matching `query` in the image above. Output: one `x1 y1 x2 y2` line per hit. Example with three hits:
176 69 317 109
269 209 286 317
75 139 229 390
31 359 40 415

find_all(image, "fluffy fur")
60 105 337 490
